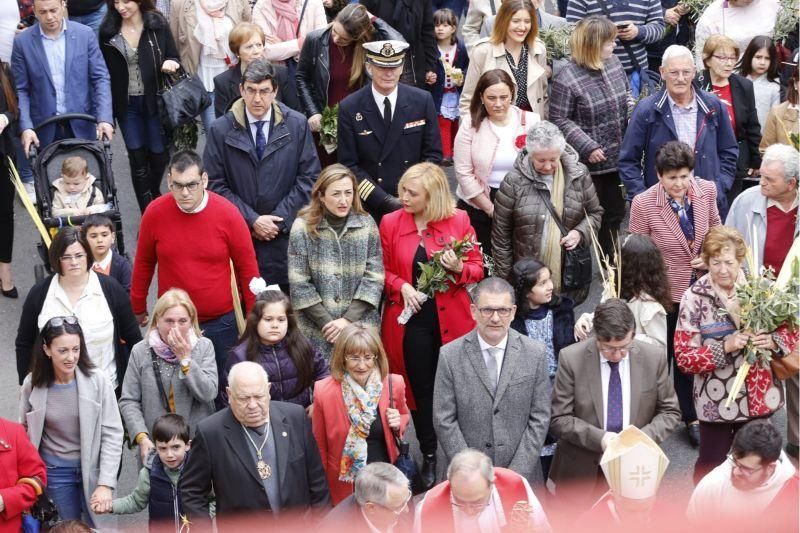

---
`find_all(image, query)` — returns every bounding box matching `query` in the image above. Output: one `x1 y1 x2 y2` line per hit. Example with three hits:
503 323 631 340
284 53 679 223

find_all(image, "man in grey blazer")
433 277 551 486
549 299 681 506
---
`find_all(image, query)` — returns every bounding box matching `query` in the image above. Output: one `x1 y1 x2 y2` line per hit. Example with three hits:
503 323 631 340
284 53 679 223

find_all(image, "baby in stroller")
51 156 108 217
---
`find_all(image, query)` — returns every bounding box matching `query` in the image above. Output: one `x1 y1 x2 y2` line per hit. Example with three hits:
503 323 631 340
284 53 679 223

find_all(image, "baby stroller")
28 114 127 282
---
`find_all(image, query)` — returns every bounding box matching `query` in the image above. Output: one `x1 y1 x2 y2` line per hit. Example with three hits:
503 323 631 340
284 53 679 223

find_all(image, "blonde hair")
61 156 88 178
701 226 747 265
329 323 389 381
397 163 455 223
298 164 366 238
229 22 265 57
490 0 538 46
571 15 617 70
148 288 203 337
702 34 740 69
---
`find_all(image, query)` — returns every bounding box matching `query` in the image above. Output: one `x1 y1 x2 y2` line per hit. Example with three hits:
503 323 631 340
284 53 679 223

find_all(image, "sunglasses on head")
42 316 79 331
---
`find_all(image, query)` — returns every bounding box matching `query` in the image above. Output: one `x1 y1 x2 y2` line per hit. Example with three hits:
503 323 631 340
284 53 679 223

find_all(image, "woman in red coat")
380 162 484 490
312 323 410 505
0 417 46 533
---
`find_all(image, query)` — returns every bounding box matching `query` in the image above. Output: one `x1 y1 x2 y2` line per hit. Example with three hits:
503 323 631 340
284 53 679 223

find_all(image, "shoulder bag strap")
594 0 643 71
386 374 404 446
149 348 173 413
534 186 569 237
489 0 496 15
296 0 310 38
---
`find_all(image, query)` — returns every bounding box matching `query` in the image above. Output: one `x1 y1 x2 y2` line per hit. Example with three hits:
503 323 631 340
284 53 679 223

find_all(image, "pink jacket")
629 178 721 303
252 0 328 63
453 106 539 208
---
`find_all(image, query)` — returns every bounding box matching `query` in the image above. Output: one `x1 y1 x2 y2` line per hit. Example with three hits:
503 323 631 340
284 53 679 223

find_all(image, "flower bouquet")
724 229 800 407
443 60 464 87
397 235 478 325
319 104 339 154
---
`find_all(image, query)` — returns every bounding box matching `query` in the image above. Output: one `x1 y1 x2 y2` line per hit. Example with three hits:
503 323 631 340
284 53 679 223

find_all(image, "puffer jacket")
222 339 330 407
295 18 405 118
492 144 603 303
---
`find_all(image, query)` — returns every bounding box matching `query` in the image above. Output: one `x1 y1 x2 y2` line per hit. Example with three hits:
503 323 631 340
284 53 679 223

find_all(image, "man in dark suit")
11 0 113 155
180 361 330 528
337 40 442 219
321 463 412 533
549 299 681 507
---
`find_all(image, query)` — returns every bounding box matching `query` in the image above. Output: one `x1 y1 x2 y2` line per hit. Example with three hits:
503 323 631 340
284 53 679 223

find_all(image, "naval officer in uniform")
337 40 442 220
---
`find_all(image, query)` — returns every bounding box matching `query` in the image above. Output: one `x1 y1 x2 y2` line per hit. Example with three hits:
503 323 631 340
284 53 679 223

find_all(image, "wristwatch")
180 358 192 373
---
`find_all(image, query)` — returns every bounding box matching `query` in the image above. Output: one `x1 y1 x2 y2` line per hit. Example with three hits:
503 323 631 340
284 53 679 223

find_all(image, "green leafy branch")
416 235 478 298
319 104 339 154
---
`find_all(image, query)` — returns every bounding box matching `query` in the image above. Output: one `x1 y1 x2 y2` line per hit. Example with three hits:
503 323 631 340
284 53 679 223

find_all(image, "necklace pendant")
256 460 271 480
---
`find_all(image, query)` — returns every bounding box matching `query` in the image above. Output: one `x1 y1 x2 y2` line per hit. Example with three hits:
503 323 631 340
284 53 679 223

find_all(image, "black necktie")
383 97 392 129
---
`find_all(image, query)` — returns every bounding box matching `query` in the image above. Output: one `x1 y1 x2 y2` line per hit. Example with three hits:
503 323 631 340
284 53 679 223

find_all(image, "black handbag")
388 375 422 493
22 493 61 532
534 187 593 291
152 36 210 132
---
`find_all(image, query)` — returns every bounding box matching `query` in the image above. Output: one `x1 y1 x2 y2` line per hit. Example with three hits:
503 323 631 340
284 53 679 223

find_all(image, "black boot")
128 148 152 213
420 453 437 491
148 150 170 200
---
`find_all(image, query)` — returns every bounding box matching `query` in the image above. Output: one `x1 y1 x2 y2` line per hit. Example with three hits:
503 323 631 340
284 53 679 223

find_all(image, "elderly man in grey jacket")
433 277 551 486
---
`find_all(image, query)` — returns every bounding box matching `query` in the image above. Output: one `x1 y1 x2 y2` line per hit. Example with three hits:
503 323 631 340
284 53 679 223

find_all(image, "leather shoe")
420 453 437 491
1 284 17 298
786 443 799 459
687 422 701 447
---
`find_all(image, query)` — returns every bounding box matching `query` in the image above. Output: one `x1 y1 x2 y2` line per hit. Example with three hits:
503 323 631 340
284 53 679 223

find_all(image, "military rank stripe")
358 180 376 200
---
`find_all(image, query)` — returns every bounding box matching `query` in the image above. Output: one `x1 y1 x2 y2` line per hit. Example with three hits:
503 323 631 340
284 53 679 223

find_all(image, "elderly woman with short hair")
550 15 631 260
492 121 603 304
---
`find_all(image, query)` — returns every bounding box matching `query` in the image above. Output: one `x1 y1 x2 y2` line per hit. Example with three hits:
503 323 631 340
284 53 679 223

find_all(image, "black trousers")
458 188 497 260
695 420 750 484
590 171 626 260
402 301 441 456
667 308 698 423
0 156 14 263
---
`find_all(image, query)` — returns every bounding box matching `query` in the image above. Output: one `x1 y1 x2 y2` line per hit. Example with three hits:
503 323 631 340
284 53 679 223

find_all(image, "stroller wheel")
34 264 44 283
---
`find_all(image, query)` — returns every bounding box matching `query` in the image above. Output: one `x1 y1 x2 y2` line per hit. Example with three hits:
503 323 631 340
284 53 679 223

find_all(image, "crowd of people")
0 0 798 531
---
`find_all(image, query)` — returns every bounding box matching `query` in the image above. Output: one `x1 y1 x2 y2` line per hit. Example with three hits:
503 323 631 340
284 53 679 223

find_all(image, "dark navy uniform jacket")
337 82 442 217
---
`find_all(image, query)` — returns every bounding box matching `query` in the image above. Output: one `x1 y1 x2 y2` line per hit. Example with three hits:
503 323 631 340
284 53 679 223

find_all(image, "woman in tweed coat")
550 16 631 260
288 164 385 358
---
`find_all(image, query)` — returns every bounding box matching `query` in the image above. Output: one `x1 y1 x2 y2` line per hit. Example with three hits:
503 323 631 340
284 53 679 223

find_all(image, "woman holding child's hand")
119 289 218 466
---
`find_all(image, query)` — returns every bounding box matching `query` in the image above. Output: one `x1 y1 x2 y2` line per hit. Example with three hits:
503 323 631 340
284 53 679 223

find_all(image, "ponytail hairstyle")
237 290 317 396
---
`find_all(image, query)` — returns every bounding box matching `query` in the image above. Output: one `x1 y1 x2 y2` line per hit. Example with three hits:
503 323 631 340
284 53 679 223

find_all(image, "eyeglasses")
244 87 275 98
168 181 202 192
598 342 633 357
345 354 376 364
59 252 87 263
664 69 695 80
476 307 514 319
727 454 772 475
712 55 738 63
43 316 79 329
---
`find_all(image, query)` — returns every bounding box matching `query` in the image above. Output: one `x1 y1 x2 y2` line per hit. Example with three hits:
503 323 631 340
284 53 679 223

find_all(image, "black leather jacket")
295 18 404 118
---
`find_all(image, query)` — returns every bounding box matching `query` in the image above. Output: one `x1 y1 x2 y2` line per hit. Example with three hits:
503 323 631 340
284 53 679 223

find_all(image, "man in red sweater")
130 151 260 392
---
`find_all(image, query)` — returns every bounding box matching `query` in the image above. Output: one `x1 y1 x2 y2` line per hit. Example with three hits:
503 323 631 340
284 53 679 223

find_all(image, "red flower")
515 134 526 150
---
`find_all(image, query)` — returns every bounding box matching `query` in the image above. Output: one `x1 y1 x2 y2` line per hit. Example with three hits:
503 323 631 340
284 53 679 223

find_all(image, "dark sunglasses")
42 315 79 331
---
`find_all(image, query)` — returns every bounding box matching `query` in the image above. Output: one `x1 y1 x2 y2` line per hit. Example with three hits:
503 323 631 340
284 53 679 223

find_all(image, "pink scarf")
272 0 299 42
194 0 230 58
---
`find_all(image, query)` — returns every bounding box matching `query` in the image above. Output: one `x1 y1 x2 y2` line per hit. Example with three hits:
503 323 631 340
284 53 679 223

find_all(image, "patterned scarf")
540 161 565 292
272 0 300 42
338 370 382 482
194 0 230 59
148 328 199 365
668 197 695 242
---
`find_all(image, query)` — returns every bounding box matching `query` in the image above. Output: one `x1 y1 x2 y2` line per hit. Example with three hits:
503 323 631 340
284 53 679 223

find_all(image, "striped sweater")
566 0 665 74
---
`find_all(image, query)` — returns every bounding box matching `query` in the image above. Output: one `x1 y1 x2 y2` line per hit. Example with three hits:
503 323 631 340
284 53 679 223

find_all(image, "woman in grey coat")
492 121 603 305
119 288 217 465
288 164 385 358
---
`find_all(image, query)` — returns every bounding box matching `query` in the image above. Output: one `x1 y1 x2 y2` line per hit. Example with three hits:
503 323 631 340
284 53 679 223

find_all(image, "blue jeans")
42 454 93 526
200 91 217 133
69 4 107 33
117 95 167 153
200 310 239 404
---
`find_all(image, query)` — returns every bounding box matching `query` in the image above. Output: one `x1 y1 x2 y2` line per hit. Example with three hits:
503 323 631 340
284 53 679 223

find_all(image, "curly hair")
619 234 673 312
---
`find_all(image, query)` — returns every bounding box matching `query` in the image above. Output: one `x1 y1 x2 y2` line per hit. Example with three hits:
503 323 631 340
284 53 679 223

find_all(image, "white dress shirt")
598 353 631 430
477 333 508 388
372 85 398 122
246 107 272 147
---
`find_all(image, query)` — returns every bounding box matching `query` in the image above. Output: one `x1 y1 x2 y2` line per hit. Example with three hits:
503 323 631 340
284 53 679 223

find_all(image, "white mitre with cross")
600 425 669 500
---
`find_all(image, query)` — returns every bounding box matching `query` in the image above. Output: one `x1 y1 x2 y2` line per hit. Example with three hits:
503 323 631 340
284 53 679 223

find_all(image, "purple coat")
222 340 329 407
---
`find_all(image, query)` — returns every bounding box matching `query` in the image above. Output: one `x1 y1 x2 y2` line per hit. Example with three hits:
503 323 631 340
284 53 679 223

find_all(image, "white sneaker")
23 182 36 205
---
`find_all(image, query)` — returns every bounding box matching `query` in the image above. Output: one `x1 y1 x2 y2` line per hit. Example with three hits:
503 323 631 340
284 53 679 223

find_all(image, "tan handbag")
771 345 800 380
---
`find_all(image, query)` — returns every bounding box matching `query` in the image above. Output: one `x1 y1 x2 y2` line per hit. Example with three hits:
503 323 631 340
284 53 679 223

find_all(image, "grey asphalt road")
0 131 792 529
